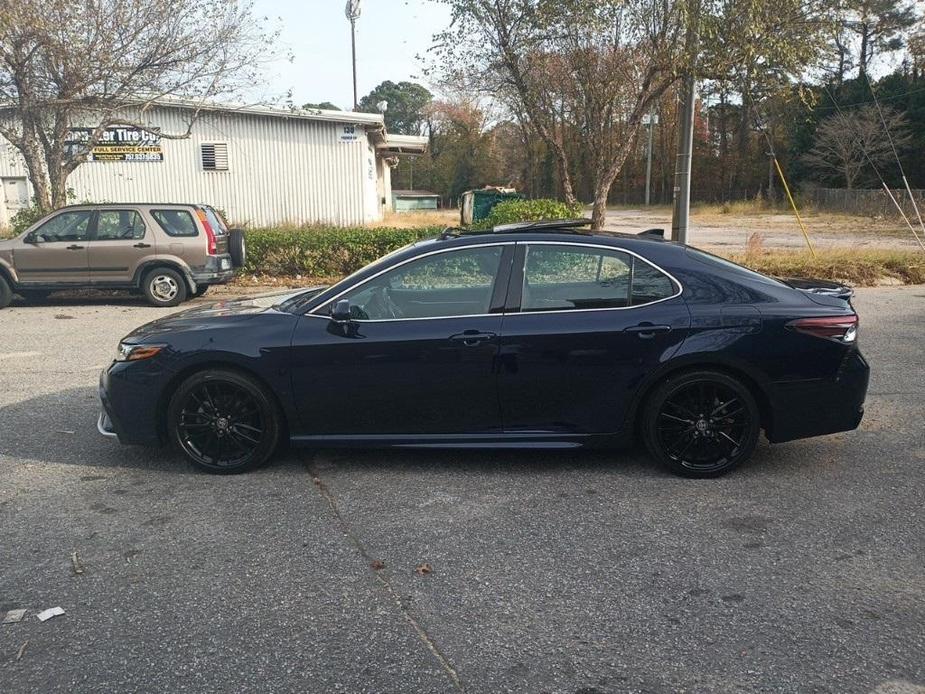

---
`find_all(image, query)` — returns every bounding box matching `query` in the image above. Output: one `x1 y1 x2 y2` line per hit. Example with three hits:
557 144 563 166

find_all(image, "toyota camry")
98 220 869 478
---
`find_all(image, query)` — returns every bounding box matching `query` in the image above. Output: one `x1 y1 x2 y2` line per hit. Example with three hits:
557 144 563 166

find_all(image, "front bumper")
766 350 870 443
98 363 165 446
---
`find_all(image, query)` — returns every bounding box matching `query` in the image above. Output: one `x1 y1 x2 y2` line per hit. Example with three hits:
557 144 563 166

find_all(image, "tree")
842 0 917 78
801 104 911 188
358 81 432 135
0 0 273 213
302 102 341 111
433 0 690 229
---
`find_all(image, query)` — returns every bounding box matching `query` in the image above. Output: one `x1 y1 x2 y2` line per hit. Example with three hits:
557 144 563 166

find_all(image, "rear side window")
151 210 198 237
521 244 677 312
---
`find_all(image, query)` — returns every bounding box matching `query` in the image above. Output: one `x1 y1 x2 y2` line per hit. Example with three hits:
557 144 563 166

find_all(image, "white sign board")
339 125 360 143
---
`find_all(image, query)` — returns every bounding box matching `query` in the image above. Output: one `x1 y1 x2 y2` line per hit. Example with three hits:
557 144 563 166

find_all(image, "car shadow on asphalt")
1 386 779 478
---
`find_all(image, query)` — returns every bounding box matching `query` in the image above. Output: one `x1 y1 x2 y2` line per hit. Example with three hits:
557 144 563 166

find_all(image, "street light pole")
671 0 701 244
644 111 656 207
345 1 362 110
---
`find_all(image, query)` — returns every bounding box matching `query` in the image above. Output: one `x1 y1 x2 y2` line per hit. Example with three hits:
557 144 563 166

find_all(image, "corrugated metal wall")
0 106 381 227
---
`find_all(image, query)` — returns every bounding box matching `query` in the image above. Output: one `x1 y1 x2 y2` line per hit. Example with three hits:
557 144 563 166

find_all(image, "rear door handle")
450 330 497 346
66 244 85 250
624 323 672 339
133 243 151 249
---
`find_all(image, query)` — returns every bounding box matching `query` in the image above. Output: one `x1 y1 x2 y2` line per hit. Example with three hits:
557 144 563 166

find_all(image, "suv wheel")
143 267 188 307
167 369 281 473
228 229 246 268
0 275 11 309
642 369 760 478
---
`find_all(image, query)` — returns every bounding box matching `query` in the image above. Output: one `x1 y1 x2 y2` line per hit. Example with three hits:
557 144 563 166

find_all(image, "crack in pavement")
306 455 465 692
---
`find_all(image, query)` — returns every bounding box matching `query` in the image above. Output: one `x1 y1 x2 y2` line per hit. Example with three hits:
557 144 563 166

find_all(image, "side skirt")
288 432 627 450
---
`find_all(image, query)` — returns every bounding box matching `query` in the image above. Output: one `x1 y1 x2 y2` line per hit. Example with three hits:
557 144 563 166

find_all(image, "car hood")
123 286 327 340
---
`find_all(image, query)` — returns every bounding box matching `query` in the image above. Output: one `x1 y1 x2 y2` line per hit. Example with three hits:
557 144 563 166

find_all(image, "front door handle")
450 330 497 346
624 323 672 339
133 243 151 249
66 244 85 250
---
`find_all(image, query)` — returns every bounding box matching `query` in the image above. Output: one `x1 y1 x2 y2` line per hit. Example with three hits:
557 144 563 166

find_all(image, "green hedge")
243 226 441 277
473 198 585 230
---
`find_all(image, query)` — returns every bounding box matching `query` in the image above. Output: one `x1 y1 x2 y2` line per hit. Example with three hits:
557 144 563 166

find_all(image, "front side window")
151 209 198 237
521 244 676 312
337 246 504 320
95 210 145 241
33 211 92 242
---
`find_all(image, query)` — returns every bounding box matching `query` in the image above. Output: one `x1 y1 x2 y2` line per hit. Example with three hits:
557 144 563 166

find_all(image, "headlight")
115 342 165 362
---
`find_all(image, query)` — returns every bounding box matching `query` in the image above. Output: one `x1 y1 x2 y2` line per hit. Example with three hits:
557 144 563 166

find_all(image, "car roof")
52 203 207 210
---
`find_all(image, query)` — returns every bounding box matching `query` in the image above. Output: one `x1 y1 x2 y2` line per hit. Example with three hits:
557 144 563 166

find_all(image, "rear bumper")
766 350 869 443
190 254 235 285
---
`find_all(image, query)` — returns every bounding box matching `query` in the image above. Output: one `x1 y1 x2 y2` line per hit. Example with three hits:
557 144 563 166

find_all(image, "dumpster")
459 187 522 225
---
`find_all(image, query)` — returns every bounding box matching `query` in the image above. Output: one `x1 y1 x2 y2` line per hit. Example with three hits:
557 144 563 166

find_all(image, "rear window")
201 206 228 236
151 210 198 237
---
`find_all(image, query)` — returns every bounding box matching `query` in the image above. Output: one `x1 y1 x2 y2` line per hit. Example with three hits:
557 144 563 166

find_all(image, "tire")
228 229 246 268
642 369 760 478
143 267 188 307
167 369 281 474
193 285 210 298
0 275 11 309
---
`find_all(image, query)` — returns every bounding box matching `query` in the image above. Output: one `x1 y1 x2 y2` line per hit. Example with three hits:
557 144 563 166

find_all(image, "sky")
250 0 452 109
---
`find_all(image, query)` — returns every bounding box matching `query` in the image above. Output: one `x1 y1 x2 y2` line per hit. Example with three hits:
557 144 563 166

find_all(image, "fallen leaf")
370 560 385 571
414 563 433 576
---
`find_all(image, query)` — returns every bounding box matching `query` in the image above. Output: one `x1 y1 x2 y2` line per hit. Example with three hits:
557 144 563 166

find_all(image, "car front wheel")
143 267 188 307
167 369 281 473
642 369 760 478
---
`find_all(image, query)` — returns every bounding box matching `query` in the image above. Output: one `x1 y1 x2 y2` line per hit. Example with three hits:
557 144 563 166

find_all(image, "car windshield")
276 241 421 313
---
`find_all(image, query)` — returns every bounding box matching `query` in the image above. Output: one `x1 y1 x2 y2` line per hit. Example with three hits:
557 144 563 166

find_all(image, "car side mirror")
331 299 352 322
24 232 39 244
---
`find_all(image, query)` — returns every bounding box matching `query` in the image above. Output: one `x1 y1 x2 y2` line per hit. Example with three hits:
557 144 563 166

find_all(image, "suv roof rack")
492 218 592 233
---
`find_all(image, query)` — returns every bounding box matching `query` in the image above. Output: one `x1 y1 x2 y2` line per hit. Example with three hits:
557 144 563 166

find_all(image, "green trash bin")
460 188 523 225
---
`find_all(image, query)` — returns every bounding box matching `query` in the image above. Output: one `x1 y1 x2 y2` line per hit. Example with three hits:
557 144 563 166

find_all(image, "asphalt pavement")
0 287 923 693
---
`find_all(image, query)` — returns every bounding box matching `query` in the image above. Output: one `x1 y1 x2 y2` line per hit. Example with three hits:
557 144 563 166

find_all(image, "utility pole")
671 1 701 243
345 0 362 110
644 111 657 206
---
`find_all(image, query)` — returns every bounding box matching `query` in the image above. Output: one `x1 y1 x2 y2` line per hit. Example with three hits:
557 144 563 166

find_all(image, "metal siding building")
0 102 426 228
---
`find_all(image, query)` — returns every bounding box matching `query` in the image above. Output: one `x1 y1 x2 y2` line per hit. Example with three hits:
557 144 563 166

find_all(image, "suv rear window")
151 210 198 237
201 206 228 236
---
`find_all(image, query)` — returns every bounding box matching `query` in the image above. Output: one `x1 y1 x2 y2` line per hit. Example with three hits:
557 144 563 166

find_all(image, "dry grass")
368 209 458 229
732 248 925 286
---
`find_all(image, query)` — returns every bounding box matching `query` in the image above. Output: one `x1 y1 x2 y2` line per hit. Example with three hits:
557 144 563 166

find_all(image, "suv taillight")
787 315 858 343
196 208 217 255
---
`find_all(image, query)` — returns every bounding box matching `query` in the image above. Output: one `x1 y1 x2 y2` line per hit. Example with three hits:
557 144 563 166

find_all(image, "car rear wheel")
167 369 281 474
143 267 188 307
642 370 760 478
0 275 11 309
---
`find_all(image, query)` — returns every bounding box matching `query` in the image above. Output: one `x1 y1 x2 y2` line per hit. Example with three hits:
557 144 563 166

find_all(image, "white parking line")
0 351 41 361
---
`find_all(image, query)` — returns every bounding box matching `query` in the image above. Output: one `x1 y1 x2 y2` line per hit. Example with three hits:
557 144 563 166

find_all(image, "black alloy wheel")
167 369 280 473
643 370 760 478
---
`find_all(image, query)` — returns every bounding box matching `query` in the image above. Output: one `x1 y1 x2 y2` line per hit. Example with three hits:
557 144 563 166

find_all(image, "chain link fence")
802 188 925 218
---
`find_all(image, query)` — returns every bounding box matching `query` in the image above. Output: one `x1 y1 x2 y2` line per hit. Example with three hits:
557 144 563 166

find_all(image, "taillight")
787 315 858 343
196 208 217 255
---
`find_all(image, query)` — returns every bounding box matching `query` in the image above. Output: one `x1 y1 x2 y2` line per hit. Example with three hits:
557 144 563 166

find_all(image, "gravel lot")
1 288 923 694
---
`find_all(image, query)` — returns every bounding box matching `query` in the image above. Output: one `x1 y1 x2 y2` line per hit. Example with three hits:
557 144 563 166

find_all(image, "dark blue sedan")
98 220 869 478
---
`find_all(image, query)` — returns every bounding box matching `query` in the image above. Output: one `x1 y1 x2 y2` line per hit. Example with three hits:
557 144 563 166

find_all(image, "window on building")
200 143 229 171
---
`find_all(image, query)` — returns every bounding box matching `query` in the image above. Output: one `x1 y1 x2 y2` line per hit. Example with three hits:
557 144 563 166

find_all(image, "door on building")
2 177 29 218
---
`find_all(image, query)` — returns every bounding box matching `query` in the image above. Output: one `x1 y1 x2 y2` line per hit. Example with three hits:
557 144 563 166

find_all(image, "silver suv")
0 203 245 308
